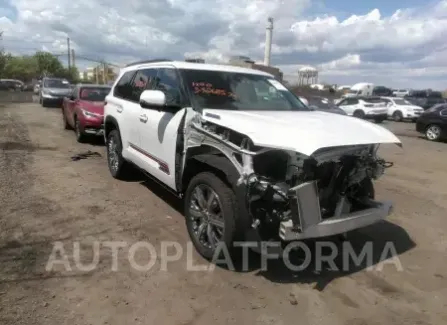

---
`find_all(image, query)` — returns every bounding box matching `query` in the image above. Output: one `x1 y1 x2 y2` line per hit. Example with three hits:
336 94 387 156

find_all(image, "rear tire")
392 111 403 122
62 109 71 130
184 172 242 262
353 110 365 119
106 129 130 179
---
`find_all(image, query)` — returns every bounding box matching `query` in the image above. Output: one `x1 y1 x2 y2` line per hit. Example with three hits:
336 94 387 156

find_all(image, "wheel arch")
181 145 241 193
104 115 120 141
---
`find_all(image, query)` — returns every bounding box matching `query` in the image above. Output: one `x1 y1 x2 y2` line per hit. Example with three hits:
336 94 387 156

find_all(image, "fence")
0 91 35 103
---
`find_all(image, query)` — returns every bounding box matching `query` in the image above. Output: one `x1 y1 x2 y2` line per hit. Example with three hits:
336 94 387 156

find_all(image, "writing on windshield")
192 82 236 98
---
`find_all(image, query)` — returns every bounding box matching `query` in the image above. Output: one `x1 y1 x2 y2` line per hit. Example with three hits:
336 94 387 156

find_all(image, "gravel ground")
0 103 446 325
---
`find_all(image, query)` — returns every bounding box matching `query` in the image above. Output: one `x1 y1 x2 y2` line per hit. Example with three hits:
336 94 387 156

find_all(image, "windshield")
393 98 411 105
44 79 70 88
181 69 309 111
79 87 111 101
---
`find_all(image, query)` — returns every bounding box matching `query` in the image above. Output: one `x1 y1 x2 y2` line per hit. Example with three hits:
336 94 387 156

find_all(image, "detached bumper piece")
279 181 393 241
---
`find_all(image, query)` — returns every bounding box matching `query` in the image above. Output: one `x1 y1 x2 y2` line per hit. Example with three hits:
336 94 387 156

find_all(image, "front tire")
425 124 442 141
184 172 241 261
74 117 87 143
106 129 130 179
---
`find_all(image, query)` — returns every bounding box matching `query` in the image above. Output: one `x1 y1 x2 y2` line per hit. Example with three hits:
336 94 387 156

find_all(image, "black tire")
425 124 442 141
353 110 365 119
184 172 241 261
74 117 87 143
41 97 47 107
106 129 130 179
392 111 403 122
62 109 71 130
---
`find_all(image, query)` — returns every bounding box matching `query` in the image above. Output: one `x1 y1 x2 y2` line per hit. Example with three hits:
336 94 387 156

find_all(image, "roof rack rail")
125 58 172 67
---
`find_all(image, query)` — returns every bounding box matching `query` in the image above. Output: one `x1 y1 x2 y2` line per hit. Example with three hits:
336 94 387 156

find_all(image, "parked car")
62 84 111 142
380 97 424 122
415 104 447 141
0 79 24 91
33 83 41 94
372 86 393 97
404 90 446 110
336 96 388 122
392 89 410 97
103 59 400 261
39 77 72 107
305 95 347 115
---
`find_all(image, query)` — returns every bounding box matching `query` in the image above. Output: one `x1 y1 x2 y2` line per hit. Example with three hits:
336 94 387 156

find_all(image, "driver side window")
153 68 183 105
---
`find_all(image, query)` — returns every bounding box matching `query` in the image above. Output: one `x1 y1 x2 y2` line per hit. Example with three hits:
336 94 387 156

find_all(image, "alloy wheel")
188 184 225 249
108 137 119 172
426 125 441 141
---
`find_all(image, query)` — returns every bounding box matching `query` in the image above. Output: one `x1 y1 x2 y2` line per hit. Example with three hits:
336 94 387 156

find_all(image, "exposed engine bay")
246 145 393 240
187 119 395 242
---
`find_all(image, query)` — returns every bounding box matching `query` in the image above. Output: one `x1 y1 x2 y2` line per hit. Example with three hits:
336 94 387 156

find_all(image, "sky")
0 0 446 89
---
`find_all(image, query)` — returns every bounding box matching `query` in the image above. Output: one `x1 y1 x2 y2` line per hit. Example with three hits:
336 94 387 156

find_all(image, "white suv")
337 96 388 122
104 60 401 261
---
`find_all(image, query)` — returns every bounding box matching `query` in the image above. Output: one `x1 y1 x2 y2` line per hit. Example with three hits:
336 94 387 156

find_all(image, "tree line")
0 49 80 83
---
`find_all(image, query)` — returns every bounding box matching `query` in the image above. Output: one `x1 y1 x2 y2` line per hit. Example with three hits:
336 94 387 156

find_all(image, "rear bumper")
279 181 393 241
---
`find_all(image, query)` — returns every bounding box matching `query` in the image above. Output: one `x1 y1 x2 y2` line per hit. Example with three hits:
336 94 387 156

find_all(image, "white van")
343 83 374 98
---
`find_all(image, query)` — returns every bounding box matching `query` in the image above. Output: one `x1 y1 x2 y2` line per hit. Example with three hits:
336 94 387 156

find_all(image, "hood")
79 100 105 115
201 109 401 156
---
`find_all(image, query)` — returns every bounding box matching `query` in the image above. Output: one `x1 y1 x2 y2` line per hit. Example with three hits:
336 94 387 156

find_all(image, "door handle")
116 106 123 113
139 114 148 122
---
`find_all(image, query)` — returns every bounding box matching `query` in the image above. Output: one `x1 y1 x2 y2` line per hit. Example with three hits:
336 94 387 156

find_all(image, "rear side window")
128 68 158 102
113 71 136 100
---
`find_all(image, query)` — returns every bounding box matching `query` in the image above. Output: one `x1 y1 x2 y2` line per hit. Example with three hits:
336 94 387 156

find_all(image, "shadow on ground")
128 167 416 291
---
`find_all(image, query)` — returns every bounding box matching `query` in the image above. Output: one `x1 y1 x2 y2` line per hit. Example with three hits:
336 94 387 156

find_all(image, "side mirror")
140 90 166 108
69 95 75 101
140 90 181 111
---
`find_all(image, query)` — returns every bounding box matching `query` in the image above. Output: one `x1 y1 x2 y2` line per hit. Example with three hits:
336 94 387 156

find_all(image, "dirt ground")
0 103 446 325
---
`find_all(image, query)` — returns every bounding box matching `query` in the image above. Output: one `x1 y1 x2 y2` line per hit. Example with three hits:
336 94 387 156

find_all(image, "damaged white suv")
104 60 401 260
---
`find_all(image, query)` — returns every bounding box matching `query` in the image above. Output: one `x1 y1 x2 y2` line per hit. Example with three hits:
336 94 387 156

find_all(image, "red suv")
62 84 111 142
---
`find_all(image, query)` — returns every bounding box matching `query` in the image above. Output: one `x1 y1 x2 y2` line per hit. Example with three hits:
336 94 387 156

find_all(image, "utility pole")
71 49 75 68
67 37 71 71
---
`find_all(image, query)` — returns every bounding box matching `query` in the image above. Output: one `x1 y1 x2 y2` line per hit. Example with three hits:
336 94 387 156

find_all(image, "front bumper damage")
279 180 393 241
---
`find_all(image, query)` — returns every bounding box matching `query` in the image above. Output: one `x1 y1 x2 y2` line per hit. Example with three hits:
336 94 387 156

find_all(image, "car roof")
121 60 274 77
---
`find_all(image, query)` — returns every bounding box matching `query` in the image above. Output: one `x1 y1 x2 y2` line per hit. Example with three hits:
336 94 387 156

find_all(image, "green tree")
3 55 38 82
33 51 65 78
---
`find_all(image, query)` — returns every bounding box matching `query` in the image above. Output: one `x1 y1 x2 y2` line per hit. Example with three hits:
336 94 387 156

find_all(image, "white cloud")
0 0 447 88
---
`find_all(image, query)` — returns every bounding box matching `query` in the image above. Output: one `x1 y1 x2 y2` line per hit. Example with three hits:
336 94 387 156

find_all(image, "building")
81 65 116 84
